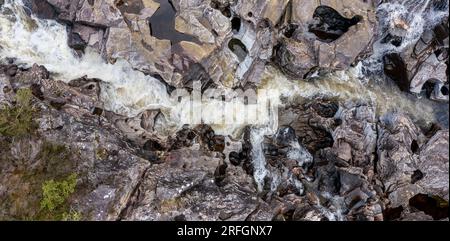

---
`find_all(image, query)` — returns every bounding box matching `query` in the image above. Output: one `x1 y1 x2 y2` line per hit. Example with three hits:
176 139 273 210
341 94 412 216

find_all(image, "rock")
383 206 404 221
309 5 361 43
26 0 57 20
416 131 449 200
175 42 216 63
301 107 382 221
237 126 313 197
278 100 337 154
5 64 17 77
214 162 228 185
314 150 342 195
332 102 377 172
0 66 150 220
57 0 280 88
234 0 289 26
105 26 176 85
409 54 448 102
194 124 225 152
377 112 449 216
408 194 448 220
383 53 410 91
46 0 80 22
71 24 105 52
9 64 49 87
169 125 198 150
292 205 330 221
121 148 262 221
273 38 317 79
75 0 124 28
400 211 434 221
275 0 376 78
67 31 86 51
377 112 424 208
26 0 378 88
382 17 449 102
110 109 170 149
26 1 106 52
262 0 290 26
228 151 242 166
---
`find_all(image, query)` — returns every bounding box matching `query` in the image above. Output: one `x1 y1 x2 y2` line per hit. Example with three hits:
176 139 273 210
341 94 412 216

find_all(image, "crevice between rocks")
116 165 151 220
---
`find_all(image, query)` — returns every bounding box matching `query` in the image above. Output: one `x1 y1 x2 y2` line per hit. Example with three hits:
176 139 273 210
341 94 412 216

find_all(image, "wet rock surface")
0 0 449 221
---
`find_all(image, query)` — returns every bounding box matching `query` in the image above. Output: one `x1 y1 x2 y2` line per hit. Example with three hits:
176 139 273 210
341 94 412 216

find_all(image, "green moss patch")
0 88 37 138
40 173 77 212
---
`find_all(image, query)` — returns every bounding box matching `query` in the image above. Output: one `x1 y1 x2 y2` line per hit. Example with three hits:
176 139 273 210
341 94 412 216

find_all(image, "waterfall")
0 0 280 137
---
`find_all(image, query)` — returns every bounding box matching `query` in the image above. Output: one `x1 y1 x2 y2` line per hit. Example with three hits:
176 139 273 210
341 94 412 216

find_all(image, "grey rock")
275 0 377 78
75 0 125 28
46 0 80 22
0 64 150 220
26 0 57 20
71 23 105 52
382 17 449 102
122 148 263 221
377 112 449 214
400 211 434 221
377 112 425 208
278 100 337 154
409 54 448 102
274 37 317 79
332 102 377 172
416 130 449 200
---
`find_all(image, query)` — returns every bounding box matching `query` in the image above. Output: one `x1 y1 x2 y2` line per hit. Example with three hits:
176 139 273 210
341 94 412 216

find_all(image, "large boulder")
274 0 377 78
0 64 150 220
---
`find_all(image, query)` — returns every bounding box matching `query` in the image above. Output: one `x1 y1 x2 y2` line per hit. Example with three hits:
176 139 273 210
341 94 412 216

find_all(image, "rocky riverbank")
0 0 448 221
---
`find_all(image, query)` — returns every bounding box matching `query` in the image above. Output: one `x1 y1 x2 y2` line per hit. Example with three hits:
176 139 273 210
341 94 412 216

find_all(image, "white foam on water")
0 0 175 117
249 127 270 192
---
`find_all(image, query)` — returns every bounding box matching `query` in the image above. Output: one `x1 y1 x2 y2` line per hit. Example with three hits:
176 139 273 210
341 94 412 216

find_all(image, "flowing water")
0 0 448 193
362 0 449 73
